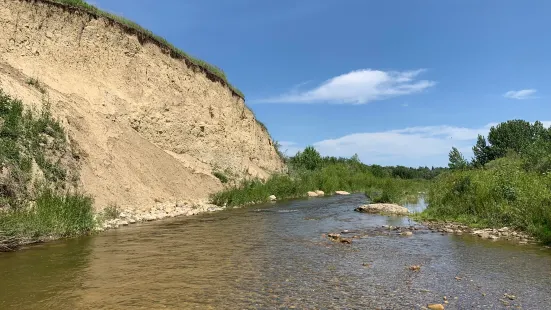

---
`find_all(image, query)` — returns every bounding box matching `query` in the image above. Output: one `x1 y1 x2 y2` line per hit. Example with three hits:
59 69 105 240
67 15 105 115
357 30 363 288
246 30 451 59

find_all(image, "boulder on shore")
307 191 319 197
315 190 325 196
335 191 350 195
355 203 409 215
269 195 277 201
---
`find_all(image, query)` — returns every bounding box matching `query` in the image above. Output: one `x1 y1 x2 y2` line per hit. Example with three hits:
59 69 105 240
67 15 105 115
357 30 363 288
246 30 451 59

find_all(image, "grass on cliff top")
43 0 244 99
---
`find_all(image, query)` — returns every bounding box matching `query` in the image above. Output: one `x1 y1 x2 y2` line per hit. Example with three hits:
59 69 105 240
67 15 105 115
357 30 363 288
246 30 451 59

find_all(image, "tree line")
289 146 446 180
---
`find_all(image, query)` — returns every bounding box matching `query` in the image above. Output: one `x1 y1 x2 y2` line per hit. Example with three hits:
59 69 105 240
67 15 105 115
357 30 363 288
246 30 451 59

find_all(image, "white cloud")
281 121 551 167
275 141 302 157
313 125 488 167
257 69 436 104
503 89 537 100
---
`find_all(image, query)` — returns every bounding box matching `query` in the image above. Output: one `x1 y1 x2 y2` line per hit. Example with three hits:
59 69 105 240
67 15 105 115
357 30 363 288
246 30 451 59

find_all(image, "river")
1 194 551 309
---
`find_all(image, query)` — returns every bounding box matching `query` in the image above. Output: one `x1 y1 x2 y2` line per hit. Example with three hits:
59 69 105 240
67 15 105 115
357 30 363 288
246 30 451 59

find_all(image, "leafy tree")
448 147 467 170
290 146 322 170
472 120 550 166
487 120 535 157
472 135 491 167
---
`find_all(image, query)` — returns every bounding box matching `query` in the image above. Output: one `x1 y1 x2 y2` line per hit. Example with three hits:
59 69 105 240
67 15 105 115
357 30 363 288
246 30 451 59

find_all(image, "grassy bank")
418 156 551 243
212 147 432 207
0 90 95 251
41 0 244 99
418 120 551 244
0 190 94 251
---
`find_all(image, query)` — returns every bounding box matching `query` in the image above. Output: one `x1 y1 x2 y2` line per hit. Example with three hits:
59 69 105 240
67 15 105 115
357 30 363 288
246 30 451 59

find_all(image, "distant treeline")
287 147 447 180
212 146 437 207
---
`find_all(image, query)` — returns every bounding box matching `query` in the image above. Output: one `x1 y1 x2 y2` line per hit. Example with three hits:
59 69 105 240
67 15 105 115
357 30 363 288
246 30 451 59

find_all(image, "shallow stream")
1 194 550 309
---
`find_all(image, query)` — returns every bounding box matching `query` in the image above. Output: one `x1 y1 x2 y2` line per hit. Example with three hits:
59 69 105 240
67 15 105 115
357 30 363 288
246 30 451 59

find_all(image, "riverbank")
413 220 537 244
96 200 224 231
418 156 551 244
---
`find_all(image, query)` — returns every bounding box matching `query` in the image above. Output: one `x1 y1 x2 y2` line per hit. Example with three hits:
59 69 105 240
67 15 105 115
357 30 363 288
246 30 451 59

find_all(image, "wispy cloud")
281 121 551 167
503 89 537 100
276 141 302 157
256 69 436 104
312 124 492 167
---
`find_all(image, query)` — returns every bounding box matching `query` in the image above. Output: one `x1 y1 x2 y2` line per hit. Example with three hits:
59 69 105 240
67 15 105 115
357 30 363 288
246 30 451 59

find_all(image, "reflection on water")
1 194 551 309
404 196 428 214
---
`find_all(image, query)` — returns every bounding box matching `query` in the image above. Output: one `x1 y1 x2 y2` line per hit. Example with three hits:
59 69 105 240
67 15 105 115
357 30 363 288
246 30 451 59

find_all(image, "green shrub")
421 156 551 243
213 171 229 184
101 204 120 220
0 89 91 250
211 162 428 208
26 78 46 94
0 189 94 240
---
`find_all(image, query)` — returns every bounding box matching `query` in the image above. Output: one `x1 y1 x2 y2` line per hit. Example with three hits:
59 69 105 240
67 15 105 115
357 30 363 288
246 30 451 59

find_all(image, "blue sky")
88 0 551 167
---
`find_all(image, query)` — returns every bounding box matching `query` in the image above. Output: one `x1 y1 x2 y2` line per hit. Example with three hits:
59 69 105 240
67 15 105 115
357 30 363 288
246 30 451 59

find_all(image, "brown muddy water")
1 194 551 309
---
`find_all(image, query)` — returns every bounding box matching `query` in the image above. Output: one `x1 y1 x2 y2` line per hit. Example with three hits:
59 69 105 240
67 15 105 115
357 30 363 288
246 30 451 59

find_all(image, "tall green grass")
0 90 94 250
419 156 551 243
41 0 244 99
211 163 428 207
0 189 94 245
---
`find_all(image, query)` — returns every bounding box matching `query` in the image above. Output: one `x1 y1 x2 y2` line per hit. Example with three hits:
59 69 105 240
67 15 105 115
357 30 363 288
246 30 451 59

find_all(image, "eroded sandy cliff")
0 0 284 209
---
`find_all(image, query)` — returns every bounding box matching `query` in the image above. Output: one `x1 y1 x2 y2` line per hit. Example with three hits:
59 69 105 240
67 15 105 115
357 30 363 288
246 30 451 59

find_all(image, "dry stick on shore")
0 233 43 252
0 234 22 252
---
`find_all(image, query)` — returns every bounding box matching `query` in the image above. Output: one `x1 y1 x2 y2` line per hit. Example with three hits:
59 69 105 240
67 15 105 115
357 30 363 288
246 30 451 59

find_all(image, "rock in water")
339 238 352 244
327 233 341 240
428 304 445 310
354 204 409 215
307 191 318 197
335 191 350 195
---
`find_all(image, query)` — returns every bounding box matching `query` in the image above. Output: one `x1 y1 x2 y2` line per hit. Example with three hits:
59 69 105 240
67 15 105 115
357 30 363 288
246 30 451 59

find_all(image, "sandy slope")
0 0 284 210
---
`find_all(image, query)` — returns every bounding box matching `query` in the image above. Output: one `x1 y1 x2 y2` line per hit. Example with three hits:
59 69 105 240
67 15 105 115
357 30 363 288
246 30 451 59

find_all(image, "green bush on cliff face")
0 90 94 250
0 90 72 206
213 171 229 184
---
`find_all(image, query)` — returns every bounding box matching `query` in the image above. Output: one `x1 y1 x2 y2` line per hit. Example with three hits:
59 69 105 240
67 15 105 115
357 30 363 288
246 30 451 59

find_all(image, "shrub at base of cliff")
0 189 94 250
420 156 551 243
0 90 93 251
